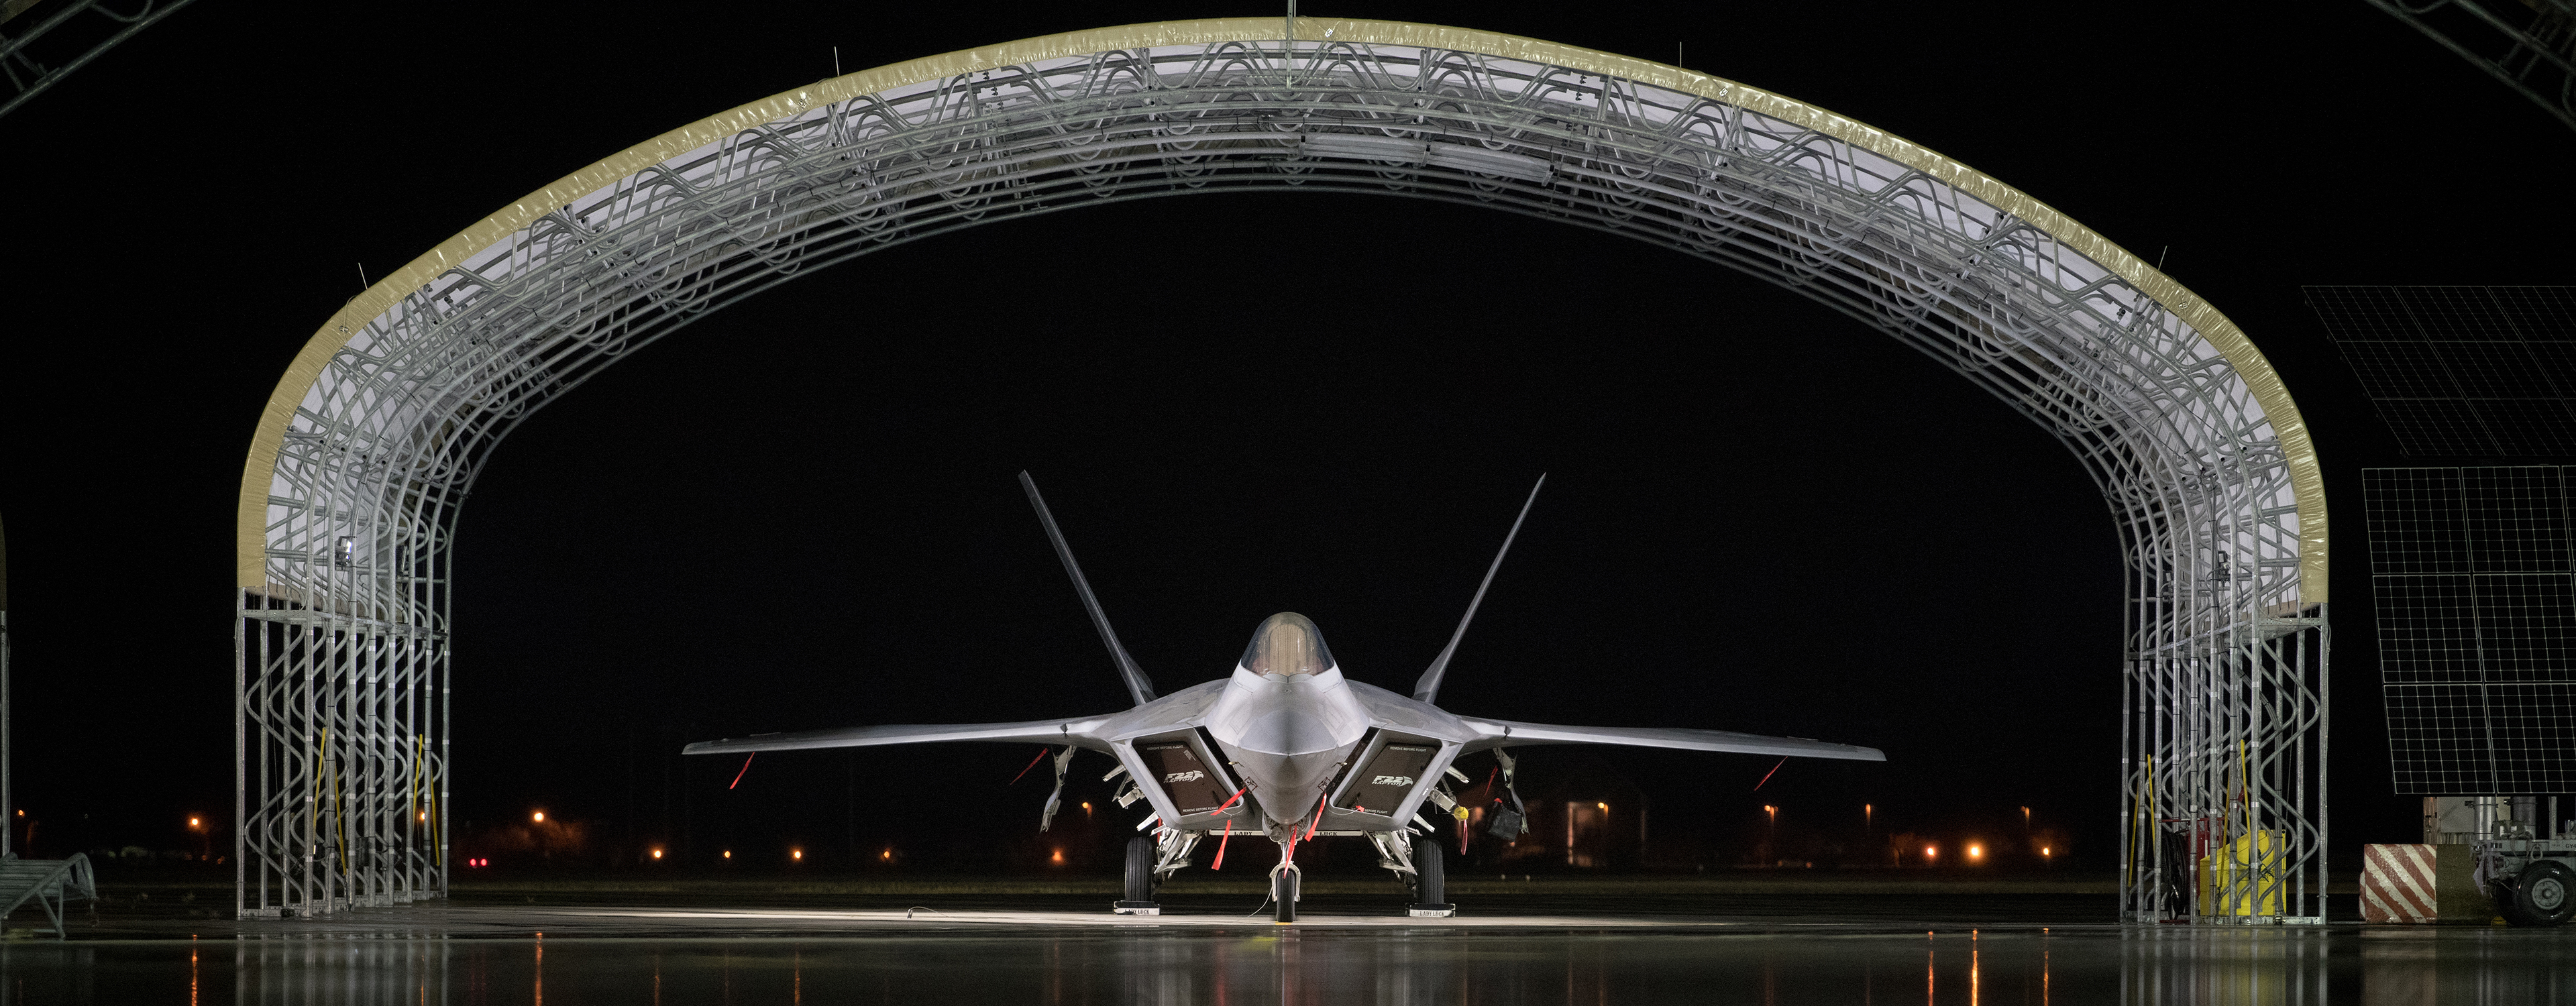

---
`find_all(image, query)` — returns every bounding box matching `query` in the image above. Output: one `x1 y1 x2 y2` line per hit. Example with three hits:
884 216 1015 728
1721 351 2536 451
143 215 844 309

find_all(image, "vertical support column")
3 601 11 864
232 600 244 915
3 521 13 862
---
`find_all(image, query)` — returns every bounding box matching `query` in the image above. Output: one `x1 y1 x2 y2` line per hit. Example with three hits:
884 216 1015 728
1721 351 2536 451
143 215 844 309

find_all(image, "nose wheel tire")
1272 868 1299 923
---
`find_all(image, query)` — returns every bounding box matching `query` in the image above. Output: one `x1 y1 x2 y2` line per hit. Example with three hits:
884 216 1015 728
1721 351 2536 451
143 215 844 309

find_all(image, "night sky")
3 1 2570 877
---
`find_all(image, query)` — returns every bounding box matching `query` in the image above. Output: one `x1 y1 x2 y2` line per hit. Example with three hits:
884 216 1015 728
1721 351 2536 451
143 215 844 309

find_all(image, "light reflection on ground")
3 892 2573 1003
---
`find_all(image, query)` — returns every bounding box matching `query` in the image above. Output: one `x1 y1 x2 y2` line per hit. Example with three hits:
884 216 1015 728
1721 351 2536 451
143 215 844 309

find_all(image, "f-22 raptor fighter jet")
686 473 1883 921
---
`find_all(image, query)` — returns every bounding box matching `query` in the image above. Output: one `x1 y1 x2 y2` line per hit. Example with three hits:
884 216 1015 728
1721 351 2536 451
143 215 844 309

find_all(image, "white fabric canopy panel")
233 17 2330 923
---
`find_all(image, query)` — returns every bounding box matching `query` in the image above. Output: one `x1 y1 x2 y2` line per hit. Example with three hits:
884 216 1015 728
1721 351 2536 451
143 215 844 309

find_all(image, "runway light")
532 812 545 823
651 849 663 860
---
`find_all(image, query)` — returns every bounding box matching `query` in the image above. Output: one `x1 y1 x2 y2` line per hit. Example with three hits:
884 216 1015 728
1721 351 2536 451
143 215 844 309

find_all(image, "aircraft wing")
1457 717 1884 761
683 716 1117 756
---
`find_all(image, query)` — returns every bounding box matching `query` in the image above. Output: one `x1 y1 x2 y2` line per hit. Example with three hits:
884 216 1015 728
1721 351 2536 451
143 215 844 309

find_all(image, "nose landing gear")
1269 857 1301 923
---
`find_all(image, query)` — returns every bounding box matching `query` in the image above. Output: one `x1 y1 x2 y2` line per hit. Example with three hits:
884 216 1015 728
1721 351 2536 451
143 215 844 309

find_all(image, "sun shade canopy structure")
234 17 2330 923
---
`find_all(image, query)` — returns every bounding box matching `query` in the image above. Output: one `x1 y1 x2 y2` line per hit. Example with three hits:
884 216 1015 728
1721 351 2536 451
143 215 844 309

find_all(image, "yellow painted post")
2201 830 2283 917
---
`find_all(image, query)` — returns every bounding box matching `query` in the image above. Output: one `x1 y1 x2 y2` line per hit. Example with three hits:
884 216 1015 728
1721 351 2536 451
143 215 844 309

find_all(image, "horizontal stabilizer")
1458 717 1884 761
683 716 1112 756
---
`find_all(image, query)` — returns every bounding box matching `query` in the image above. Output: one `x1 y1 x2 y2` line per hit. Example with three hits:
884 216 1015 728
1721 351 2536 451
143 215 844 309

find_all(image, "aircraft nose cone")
1203 667 1372 828
1239 708 1338 758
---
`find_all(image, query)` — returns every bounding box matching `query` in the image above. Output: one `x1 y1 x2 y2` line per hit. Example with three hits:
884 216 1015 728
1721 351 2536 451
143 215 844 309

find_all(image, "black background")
3 1 2570 878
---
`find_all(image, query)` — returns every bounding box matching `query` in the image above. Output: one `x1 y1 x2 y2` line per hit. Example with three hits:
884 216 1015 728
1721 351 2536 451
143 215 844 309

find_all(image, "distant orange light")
419 812 427 822
532 812 545 823
881 849 892 860
189 817 201 828
723 850 732 859
1925 845 1938 860
1051 848 1064 864
2043 847 2052 856
651 849 663 860
1969 844 1983 860
1597 802 1608 812
792 849 803 860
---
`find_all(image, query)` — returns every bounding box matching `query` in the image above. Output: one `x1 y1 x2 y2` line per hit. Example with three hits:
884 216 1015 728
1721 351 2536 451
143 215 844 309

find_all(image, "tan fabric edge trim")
238 16 2326 602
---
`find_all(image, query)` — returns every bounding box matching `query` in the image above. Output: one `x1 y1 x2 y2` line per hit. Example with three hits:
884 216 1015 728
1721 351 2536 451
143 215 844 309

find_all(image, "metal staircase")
0 853 95 938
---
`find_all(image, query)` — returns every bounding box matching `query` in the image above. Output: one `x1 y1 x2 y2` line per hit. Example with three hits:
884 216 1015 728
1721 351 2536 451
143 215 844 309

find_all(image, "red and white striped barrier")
2362 843 2438 923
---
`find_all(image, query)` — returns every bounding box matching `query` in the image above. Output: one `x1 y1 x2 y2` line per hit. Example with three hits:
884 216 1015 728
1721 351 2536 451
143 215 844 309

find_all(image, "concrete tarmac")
5 884 2575 1003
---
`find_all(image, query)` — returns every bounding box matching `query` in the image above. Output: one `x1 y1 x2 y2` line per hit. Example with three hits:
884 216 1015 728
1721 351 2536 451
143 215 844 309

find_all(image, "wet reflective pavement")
5 891 2575 1003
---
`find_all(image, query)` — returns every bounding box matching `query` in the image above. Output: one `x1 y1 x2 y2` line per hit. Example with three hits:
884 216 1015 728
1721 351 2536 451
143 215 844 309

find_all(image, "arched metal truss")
233 17 2330 922
2363 0 2576 133
0 0 201 121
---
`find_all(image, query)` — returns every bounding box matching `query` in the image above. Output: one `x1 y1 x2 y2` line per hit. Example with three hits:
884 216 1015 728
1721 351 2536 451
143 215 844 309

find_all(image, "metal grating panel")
2367 466 2576 793
2308 286 2576 457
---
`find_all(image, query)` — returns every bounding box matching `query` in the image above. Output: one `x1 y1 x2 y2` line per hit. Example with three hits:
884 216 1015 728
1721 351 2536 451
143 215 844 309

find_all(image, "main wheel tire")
1273 869 1299 923
2498 879 2538 927
1413 834 1445 907
2514 860 2576 927
1124 834 1156 903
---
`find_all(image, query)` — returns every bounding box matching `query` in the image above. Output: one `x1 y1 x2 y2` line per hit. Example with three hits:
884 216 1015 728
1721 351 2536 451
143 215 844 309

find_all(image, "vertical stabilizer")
1412 476 1544 704
1020 472 1158 706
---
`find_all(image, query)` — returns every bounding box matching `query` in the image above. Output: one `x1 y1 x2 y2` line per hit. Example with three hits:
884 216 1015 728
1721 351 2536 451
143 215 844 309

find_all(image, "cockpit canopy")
1240 612 1336 677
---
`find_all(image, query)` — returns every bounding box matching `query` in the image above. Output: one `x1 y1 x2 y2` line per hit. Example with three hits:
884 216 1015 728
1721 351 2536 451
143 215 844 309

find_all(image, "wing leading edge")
1456 717 1884 761
682 716 1116 756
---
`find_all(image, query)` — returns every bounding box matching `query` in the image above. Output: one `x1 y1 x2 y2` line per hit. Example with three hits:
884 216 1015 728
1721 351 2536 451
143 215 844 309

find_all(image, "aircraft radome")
686 473 1884 922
